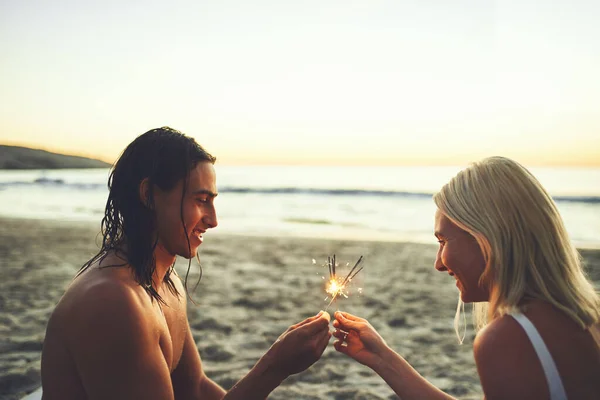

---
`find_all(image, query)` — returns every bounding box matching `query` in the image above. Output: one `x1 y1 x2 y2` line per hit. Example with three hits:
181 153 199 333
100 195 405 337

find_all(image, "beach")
1 216 599 400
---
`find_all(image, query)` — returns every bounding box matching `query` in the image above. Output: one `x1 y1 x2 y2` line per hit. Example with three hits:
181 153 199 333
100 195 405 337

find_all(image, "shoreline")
2 215 600 250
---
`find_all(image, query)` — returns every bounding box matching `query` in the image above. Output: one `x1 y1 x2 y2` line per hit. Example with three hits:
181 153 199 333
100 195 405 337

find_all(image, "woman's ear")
138 178 153 209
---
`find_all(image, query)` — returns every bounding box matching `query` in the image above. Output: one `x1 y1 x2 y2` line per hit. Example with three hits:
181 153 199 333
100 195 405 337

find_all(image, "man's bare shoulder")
74 274 147 315
51 261 154 337
43 259 178 399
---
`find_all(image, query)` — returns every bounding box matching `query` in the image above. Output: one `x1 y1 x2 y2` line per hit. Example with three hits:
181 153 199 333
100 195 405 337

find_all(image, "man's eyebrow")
434 231 443 239
192 189 218 197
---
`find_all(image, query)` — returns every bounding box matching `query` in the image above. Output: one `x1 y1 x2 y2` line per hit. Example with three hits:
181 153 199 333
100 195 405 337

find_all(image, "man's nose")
204 207 218 229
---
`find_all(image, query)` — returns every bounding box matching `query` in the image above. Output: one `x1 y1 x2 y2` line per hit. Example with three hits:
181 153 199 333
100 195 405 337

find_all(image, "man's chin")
184 252 198 260
178 248 199 260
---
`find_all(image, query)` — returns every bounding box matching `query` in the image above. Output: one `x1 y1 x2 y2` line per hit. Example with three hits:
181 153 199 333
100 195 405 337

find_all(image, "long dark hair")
79 126 216 304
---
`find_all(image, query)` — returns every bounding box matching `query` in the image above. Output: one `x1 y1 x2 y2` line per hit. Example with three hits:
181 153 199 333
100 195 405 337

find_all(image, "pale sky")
1 0 599 166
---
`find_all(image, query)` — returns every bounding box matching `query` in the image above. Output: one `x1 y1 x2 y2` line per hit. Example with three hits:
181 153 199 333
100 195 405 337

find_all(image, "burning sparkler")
317 254 364 311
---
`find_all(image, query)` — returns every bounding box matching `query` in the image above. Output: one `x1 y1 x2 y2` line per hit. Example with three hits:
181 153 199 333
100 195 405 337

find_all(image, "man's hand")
223 311 331 399
264 311 332 378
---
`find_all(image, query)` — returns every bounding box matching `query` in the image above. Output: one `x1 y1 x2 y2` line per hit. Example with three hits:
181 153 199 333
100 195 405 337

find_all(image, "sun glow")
1 1 599 166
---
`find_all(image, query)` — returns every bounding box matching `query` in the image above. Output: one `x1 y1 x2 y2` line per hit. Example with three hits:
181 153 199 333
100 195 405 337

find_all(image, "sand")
1 217 599 400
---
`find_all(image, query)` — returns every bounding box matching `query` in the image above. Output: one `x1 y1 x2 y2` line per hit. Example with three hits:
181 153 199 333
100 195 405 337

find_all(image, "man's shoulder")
54 268 153 334
80 276 146 310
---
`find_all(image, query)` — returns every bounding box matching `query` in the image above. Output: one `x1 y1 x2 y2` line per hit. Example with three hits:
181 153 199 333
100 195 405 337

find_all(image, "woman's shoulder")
475 300 595 362
474 312 534 360
474 301 600 399
473 309 551 399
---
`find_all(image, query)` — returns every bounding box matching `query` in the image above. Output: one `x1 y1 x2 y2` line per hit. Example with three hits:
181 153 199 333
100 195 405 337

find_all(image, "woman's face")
434 209 489 303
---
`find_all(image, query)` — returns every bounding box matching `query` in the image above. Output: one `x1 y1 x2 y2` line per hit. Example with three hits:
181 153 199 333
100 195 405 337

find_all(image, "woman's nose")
434 254 447 272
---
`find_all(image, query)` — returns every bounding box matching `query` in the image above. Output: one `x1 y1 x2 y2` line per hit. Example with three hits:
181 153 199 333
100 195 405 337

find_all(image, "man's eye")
437 240 445 245
196 198 208 203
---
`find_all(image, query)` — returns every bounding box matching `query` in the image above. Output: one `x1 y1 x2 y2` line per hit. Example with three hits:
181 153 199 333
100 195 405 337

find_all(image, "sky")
1 0 599 166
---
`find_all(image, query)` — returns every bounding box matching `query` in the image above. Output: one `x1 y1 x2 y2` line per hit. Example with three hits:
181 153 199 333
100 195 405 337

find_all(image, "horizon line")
2 141 600 169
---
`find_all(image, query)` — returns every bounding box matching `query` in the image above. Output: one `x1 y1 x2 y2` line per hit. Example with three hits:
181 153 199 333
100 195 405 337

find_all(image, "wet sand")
1 216 599 399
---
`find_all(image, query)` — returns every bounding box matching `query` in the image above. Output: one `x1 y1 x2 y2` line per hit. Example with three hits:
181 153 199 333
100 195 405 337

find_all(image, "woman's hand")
332 311 389 369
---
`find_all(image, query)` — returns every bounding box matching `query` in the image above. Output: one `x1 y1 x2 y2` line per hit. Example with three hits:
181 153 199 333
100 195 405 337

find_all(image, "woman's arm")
373 347 457 400
333 312 456 400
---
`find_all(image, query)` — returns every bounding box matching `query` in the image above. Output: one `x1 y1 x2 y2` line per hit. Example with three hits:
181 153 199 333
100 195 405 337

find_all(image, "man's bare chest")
155 300 188 372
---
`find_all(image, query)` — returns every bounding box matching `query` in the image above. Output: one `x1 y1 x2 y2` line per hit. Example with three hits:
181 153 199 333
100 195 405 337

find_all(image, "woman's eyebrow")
434 231 448 239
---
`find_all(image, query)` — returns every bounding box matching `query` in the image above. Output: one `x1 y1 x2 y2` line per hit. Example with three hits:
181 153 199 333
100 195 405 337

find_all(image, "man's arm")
223 312 331 399
171 325 226 400
68 283 175 400
173 327 285 400
172 311 331 400
170 271 227 400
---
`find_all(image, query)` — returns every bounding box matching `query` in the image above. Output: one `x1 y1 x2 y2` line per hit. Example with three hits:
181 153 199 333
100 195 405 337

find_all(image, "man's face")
153 162 218 259
434 209 488 303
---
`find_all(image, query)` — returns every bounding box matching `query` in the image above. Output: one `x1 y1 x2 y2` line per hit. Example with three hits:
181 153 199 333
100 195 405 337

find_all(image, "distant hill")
0 145 112 169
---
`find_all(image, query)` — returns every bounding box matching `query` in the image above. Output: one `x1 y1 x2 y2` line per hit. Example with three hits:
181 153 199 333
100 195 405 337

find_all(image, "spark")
317 254 365 311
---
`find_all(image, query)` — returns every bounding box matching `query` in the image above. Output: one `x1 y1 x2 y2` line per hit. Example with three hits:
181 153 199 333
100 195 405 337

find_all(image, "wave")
283 217 332 225
218 187 600 204
0 180 105 190
219 187 434 198
553 196 600 204
1 180 599 204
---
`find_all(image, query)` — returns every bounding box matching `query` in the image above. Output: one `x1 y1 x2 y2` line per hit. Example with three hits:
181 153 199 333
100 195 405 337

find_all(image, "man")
41 127 331 399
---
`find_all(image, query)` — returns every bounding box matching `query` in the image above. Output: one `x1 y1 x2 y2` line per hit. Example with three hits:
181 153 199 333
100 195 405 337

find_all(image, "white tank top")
510 312 568 400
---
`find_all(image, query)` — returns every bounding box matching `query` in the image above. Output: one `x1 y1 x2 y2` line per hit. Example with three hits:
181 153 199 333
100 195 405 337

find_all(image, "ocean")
0 165 599 248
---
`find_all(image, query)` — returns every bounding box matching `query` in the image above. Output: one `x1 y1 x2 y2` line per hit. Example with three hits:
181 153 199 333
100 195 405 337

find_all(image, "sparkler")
318 254 364 311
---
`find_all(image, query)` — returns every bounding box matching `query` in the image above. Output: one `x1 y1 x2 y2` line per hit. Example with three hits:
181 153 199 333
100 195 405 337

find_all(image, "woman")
333 156 600 399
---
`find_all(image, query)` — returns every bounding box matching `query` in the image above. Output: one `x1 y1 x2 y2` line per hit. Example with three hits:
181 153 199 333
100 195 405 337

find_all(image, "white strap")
511 313 568 400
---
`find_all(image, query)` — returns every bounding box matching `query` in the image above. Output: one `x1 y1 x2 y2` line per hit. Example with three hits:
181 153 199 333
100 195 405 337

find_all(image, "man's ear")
139 178 153 209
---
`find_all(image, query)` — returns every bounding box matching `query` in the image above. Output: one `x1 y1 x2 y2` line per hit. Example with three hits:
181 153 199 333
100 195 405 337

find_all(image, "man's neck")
152 243 177 288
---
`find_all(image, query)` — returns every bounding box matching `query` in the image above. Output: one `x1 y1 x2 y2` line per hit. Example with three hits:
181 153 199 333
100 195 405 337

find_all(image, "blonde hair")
434 156 600 334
